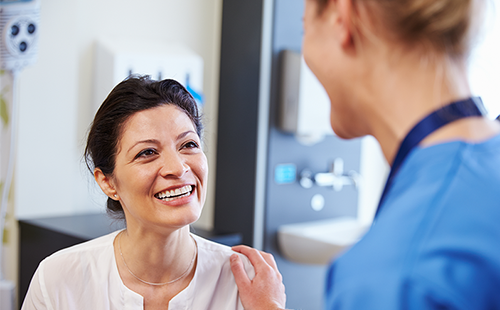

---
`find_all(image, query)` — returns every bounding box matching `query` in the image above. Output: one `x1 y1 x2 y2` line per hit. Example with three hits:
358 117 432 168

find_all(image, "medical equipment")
0 0 40 309
0 0 40 71
279 50 334 145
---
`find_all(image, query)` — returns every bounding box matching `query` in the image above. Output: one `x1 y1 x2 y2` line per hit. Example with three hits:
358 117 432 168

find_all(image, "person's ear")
338 0 355 48
325 0 356 50
94 168 119 200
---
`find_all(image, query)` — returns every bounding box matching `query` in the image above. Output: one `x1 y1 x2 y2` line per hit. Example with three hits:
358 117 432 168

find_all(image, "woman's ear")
336 0 355 49
94 168 119 200
323 0 356 50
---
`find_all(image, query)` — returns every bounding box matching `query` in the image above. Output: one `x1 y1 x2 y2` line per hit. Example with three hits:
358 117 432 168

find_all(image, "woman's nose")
159 152 189 178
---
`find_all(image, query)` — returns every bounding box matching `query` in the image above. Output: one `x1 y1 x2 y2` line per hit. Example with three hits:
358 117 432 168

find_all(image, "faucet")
300 158 361 191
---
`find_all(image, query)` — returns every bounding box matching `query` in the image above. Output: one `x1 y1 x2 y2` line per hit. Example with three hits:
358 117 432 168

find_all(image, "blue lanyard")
374 97 485 218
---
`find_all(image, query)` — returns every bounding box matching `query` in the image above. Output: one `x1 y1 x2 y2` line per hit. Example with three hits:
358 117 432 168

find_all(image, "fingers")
230 246 287 310
231 244 257 255
232 245 279 272
230 254 251 289
261 251 279 270
232 245 267 270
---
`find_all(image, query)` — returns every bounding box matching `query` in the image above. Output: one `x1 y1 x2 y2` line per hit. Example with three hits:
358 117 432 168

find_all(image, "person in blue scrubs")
228 0 500 309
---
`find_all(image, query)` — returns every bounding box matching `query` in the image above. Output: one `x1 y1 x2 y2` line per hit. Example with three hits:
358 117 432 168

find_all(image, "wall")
469 2 500 117
15 0 222 223
4 0 222 302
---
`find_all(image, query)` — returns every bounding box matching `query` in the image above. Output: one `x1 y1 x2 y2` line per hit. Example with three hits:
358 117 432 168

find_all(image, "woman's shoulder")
23 230 125 309
184 234 255 309
47 230 119 257
191 234 255 278
39 230 120 274
191 233 234 254
192 233 245 259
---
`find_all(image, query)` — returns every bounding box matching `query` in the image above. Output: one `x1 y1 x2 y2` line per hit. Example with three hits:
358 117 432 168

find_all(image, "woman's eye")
136 149 157 158
182 141 199 149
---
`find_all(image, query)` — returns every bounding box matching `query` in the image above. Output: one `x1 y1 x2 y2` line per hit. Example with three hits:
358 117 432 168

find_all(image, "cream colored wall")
469 2 500 118
4 0 221 304
15 0 222 224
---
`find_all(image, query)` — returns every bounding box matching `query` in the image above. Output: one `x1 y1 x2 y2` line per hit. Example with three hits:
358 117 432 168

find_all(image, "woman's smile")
109 104 208 230
155 184 194 201
154 184 196 206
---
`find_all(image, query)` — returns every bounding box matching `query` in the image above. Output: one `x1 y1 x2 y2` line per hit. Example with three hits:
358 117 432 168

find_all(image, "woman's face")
302 0 350 137
302 0 368 139
302 0 326 78
110 104 208 231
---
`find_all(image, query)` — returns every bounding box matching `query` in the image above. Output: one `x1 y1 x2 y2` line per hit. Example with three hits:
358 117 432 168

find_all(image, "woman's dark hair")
84 75 203 219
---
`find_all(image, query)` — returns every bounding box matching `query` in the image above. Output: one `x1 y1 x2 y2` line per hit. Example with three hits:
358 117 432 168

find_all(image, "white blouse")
21 230 254 310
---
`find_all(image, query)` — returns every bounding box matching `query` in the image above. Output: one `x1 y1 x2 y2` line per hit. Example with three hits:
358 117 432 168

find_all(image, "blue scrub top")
325 134 500 309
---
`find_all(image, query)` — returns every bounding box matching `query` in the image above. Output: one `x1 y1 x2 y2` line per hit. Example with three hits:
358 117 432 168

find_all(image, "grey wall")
214 0 263 245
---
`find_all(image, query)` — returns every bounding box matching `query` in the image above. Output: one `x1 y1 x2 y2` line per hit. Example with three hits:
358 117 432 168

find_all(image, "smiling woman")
21 76 255 310
95 104 207 233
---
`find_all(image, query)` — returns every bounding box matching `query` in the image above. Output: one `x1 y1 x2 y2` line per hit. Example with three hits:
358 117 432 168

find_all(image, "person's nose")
159 151 189 178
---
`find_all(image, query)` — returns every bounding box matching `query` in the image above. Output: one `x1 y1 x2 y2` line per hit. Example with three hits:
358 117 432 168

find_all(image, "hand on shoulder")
230 245 287 310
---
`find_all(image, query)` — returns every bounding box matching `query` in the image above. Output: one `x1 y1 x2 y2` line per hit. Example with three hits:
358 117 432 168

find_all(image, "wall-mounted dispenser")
93 38 204 113
279 50 333 145
0 0 40 71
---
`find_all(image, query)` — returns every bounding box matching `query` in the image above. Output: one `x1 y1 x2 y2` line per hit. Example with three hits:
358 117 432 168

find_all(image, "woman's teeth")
155 185 193 201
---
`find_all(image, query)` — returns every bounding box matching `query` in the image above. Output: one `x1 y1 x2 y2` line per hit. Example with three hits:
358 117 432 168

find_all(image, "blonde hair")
315 0 483 58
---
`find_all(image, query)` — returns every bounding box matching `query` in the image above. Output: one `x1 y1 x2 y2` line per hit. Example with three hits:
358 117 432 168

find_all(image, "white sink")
278 217 370 265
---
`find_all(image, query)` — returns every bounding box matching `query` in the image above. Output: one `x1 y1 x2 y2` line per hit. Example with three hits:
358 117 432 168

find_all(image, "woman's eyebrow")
177 130 196 140
126 131 196 153
127 139 160 153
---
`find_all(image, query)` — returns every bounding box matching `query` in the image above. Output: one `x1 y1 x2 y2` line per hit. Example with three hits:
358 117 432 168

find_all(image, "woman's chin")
145 208 202 231
330 118 365 140
331 125 353 140
173 210 202 228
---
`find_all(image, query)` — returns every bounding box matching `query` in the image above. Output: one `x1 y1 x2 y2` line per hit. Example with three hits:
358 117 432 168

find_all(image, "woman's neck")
361 51 489 164
116 225 196 284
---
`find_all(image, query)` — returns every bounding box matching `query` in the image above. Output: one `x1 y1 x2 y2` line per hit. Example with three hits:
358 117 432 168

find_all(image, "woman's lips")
154 185 194 202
